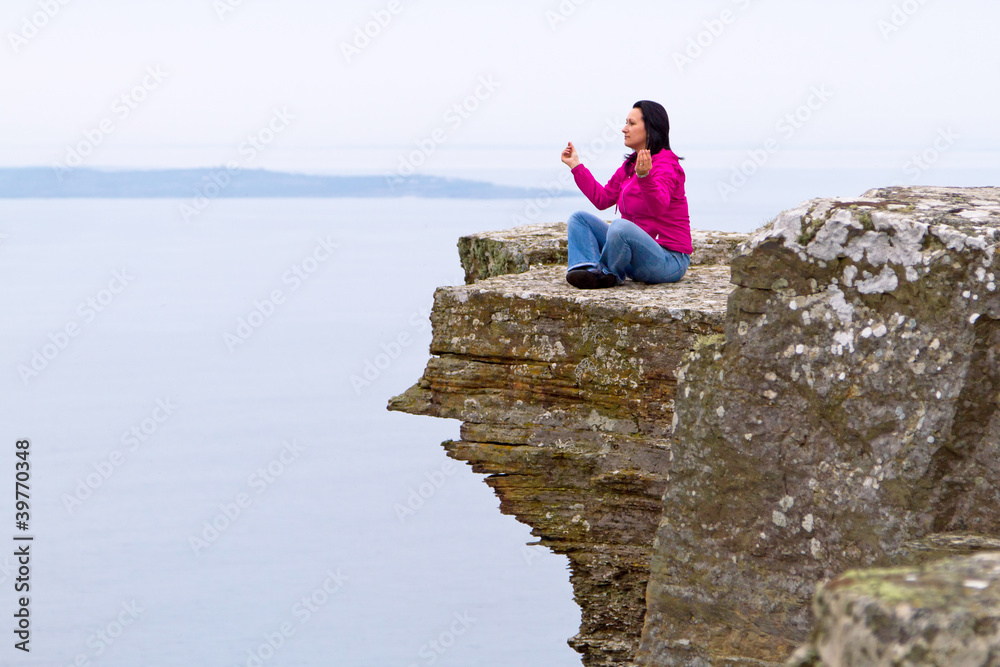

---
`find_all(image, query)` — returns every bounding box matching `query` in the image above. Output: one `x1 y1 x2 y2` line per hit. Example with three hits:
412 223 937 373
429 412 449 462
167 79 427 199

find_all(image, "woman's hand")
635 149 652 178
560 142 580 169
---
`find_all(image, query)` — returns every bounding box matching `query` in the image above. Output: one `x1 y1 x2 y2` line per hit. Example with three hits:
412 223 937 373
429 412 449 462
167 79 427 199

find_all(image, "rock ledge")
391 225 744 666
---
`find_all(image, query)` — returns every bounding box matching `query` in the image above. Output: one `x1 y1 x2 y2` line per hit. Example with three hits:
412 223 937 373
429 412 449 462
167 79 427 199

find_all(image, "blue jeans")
566 211 690 284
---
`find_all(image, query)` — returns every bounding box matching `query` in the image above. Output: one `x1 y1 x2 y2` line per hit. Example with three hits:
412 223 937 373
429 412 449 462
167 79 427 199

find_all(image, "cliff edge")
389 186 1000 667
389 224 745 666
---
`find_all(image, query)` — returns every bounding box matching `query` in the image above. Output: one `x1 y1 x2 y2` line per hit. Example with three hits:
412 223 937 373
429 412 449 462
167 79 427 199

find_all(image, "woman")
560 100 692 289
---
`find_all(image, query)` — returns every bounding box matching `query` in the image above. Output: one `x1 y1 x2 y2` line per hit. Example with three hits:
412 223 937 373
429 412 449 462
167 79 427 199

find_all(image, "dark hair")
625 100 680 164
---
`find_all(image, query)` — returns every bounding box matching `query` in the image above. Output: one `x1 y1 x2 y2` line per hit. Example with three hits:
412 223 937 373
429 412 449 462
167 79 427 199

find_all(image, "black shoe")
566 268 618 289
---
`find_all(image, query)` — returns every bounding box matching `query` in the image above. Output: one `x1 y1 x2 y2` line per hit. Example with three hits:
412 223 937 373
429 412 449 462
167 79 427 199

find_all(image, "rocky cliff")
389 223 747 666
389 186 1000 667
635 186 1000 666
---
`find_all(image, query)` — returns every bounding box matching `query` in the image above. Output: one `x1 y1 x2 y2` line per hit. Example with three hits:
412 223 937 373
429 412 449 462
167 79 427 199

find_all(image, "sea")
0 164 995 666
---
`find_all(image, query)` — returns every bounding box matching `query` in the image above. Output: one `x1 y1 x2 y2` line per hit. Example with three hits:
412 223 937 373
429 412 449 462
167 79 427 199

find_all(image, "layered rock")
457 221 568 284
635 186 1000 666
787 550 1000 666
390 226 743 665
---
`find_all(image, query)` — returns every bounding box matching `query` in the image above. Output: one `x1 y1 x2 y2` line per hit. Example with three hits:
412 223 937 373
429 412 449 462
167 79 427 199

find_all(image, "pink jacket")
571 150 692 254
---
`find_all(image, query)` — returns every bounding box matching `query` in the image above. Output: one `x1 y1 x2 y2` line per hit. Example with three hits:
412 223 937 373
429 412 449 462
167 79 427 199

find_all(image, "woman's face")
623 108 647 151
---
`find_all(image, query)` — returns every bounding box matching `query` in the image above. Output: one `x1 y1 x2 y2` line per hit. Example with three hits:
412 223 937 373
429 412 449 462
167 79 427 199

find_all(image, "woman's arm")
572 164 624 211
561 142 624 211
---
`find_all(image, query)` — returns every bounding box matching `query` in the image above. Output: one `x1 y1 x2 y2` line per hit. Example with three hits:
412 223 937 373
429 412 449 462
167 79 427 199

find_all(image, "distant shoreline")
0 167 576 200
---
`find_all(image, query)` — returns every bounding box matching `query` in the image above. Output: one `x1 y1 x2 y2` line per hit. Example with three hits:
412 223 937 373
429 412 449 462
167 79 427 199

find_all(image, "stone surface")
390 240 737 665
458 222 568 284
458 222 749 283
786 551 1000 666
635 186 1000 666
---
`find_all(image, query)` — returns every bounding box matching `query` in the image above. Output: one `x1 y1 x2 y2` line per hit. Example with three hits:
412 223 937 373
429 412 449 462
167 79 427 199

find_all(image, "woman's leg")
566 211 610 271
600 219 691 283
639 247 690 284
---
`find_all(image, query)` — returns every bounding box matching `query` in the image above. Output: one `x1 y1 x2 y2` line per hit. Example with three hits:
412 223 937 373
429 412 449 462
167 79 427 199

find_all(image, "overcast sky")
2 0 998 175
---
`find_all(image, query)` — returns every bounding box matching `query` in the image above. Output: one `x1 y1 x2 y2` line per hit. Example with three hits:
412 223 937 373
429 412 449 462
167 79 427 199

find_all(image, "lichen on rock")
635 186 1000 666
786 551 1000 666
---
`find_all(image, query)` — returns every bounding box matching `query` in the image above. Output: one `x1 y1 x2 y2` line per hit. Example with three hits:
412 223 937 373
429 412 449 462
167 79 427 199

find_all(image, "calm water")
0 197 588 667
0 168 994 666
